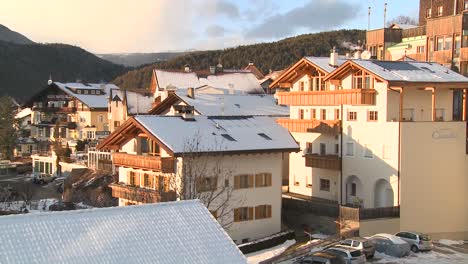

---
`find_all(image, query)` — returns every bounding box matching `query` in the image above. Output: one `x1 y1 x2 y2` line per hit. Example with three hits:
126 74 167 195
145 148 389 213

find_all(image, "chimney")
187 87 195 99
184 64 191 72
330 47 338 67
216 63 223 72
173 105 195 120
354 50 362 59
209 66 216 74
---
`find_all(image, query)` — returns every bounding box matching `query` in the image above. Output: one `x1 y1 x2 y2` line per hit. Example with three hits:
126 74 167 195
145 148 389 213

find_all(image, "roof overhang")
324 60 387 83
269 57 330 89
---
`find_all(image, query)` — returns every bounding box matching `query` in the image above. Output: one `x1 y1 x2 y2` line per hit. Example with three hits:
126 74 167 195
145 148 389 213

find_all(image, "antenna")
384 1 387 28
368 6 371 30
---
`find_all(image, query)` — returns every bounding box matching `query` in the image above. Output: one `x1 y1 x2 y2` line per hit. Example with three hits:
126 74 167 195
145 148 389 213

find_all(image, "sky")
0 0 419 54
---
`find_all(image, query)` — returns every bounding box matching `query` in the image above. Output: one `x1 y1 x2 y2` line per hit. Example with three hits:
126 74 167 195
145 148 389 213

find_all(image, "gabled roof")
269 57 347 89
99 115 299 156
325 60 468 87
0 200 246 264
154 69 200 89
111 90 155 115
244 63 265 79
168 90 288 117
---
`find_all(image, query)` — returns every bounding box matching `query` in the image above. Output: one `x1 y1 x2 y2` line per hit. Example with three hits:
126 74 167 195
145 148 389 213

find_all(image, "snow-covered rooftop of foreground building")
351 60 468 83
0 200 247 264
135 115 299 155
305 56 347 73
54 82 118 109
174 90 289 117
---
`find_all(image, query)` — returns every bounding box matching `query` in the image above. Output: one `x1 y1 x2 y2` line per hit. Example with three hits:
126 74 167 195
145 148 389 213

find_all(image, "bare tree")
168 133 243 230
18 183 35 208
387 15 418 27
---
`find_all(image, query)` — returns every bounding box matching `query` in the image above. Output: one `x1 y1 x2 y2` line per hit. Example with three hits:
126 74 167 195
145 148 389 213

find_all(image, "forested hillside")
113 29 365 89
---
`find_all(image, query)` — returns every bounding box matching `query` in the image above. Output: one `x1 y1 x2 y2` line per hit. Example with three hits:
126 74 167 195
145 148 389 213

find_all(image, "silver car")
325 246 366 264
336 237 375 259
395 231 433 252
368 233 411 258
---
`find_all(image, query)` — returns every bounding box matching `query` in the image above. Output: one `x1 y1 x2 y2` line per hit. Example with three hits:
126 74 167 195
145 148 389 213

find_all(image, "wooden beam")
279 82 292 88
425 87 436 121
463 89 467 121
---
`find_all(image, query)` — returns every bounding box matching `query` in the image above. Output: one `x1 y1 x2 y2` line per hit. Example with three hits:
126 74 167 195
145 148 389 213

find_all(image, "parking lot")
0 173 62 201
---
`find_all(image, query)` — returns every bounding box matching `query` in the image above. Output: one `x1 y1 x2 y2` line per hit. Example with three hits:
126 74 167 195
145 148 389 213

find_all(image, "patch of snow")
438 239 465 246
245 239 295 264
373 250 468 264
311 233 329 239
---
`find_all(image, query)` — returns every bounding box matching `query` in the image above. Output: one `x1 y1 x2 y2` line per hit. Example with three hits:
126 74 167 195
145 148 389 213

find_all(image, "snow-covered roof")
390 23 419 30
174 90 289 117
155 69 200 89
135 115 299 155
0 200 246 264
305 57 347 73
351 60 468 83
371 233 408 244
54 82 118 109
15 107 31 119
199 73 264 94
113 90 154 114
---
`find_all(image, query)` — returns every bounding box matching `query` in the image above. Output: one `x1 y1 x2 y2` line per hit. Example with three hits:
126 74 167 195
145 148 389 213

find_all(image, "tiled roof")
0 200 246 264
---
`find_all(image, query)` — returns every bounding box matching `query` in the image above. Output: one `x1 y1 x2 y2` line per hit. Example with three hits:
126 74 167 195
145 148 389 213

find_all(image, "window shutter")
267 205 272 218
255 174 261 187
164 176 169 191
234 208 240 222
234 176 240 189
212 176 218 190
255 206 260 219
248 174 254 188
266 173 272 186
248 207 254 220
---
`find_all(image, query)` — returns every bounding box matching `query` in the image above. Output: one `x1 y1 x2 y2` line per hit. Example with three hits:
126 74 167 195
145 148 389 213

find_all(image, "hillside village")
1 0 468 263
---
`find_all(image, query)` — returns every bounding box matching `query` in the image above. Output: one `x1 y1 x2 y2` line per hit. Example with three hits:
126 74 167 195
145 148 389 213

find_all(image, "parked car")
336 237 375 259
368 233 411 258
325 246 366 264
32 173 56 184
294 251 346 264
48 201 76 211
395 231 433 252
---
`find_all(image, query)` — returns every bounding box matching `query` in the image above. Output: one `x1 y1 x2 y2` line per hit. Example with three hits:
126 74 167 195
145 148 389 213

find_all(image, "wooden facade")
277 89 376 106
276 119 341 135
304 154 341 170
419 0 465 26
366 28 402 46
110 183 176 203
112 152 175 173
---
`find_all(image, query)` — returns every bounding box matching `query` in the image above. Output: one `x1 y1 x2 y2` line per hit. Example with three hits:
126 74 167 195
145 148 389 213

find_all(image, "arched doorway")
345 175 363 207
374 179 394 208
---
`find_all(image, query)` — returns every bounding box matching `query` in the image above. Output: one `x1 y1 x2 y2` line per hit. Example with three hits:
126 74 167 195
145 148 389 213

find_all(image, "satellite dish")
361 50 372 60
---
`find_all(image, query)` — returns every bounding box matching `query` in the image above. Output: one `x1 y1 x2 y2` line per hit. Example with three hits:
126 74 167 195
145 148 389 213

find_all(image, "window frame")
368 110 378 121
347 111 357 121
320 179 330 192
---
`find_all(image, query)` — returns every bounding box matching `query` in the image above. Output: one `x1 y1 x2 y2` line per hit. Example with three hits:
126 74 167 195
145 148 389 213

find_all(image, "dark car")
48 201 76 211
368 233 411 258
294 251 347 264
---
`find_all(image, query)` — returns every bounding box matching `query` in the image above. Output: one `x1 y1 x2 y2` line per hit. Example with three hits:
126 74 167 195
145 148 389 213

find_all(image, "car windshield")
350 250 362 257
419 234 431 241
363 241 371 247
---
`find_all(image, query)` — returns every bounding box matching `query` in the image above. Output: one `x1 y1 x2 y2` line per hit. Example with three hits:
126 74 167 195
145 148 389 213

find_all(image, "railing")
112 153 175 173
277 89 376 106
276 119 341 135
432 50 452 64
32 106 77 113
304 154 341 170
110 183 176 203
359 206 400 220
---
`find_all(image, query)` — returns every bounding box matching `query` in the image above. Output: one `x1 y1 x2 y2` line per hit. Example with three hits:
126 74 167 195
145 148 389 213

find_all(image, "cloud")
245 0 363 39
197 0 240 19
205 25 225 38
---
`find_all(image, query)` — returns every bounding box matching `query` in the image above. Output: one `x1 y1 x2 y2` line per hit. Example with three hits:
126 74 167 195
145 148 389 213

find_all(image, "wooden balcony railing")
110 183 177 203
112 153 175 173
276 119 341 135
359 206 400 220
32 106 77 113
277 89 376 106
432 50 452 64
305 154 341 170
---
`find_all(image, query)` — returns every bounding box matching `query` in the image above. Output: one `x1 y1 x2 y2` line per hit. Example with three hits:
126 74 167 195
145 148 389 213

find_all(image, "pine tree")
0 96 18 160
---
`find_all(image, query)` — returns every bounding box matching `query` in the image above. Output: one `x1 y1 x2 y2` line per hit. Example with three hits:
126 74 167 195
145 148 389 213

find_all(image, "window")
98 114 104 123
128 171 137 186
335 144 339 154
96 90 101 95
255 205 272 219
426 8 432 18
221 134 236 141
334 109 340 120
436 36 444 51
114 121 120 128
364 145 373 158
437 6 443 16
346 142 354 156
299 109 304 120
299 81 305 91
255 173 272 187
91 90 96 95
416 46 425 53
234 207 253 222
368 111 378 121
84 90 89 94
444 36 452 51
311 109 316 119
455 35 461 56
320 179 330 192
353 71 373 89
320 109 327 120
197 177 217 192
350 183 357 196
383 145 392 160
143 174 151 188
347 111 357 121
234 174 253 189
258 133 272 140
306 142 313 154
320 143 326 155
86 131 95 139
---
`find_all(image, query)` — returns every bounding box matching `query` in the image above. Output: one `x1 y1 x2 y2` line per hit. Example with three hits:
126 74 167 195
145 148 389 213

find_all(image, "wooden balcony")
112 153 175 173
277 89 376 106
276 119 341 135
305 154 341 170
32 106 77 113
432 50 452 64
110 183 176 203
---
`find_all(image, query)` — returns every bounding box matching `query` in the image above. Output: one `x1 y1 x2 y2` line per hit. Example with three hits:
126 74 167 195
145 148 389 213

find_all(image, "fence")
88 149 112 171
359 206 400 220
283 196 339 218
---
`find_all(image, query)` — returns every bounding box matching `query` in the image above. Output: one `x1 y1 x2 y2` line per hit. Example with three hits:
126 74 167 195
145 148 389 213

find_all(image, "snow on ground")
373 250 468 264
246 239 296 264
438 239 465 246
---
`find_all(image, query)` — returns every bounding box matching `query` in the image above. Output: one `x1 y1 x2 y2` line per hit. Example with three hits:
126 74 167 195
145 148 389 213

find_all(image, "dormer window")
84 90 89 94
437 6 443 17
96 90 101 95
352 70 373 89
77 90 82 94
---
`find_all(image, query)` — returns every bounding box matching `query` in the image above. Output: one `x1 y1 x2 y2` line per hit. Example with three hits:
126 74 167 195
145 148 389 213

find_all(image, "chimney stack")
187 87 195 99
184 64 191 72
330 47 338 67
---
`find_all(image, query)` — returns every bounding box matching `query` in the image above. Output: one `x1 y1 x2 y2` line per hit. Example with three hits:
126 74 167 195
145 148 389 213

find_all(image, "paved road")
0 173 61 200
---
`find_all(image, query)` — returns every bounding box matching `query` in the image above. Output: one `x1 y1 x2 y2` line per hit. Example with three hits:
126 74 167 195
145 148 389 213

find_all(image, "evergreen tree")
0 96 17 160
